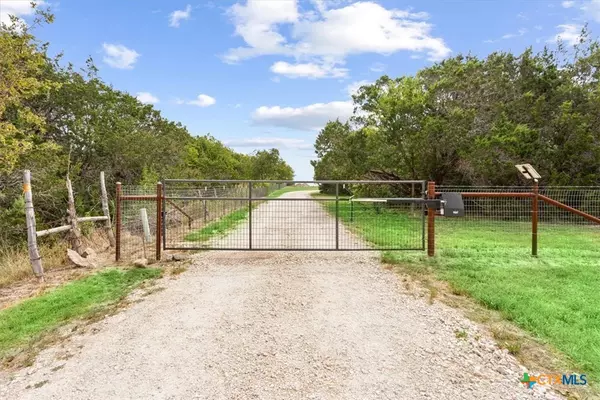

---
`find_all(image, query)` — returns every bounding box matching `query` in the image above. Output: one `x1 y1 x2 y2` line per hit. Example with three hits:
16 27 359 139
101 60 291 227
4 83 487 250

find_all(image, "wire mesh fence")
162 180 426 251
116 181 599 258
436 185 600 256
118 185 158 262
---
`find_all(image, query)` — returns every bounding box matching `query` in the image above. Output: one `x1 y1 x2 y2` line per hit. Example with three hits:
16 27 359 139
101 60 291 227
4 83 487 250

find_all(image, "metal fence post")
248 181 253 249
335 182 339 250
156 182 162 261
427 181 436 257
115 182 122 262
532 180 539 257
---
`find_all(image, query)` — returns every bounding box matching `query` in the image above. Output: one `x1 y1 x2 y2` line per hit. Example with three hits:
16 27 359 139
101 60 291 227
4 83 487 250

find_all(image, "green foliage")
313 33 600 185
0 267 161 356
0 6 294 247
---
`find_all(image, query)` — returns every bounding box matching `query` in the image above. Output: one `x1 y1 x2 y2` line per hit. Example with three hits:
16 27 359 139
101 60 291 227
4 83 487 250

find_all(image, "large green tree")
313 31 600 186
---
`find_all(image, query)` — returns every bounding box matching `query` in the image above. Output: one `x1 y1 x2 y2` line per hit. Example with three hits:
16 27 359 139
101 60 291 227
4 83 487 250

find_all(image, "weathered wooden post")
66 177 83 255
140 208 152 243
23 170 44 279
100 171 116 247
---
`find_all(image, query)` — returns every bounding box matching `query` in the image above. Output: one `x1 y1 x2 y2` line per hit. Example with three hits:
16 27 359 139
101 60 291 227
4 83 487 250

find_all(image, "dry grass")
0 244 66 287
0 228 114 289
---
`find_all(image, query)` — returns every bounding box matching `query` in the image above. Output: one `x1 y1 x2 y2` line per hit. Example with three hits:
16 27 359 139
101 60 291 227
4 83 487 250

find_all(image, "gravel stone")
0 191 561 399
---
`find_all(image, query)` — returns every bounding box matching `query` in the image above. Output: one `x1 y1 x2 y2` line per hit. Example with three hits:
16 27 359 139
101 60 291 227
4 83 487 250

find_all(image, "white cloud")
346 80 372 96
550 24 582 45
501 28 528 39
187 94 216 107
252 101 353 131
0 0 40 28
534 25 543 30
224 0 450 72
581 0 600 21
102 43 140 69
270 61 348 78
169 4 192 27
226 137 313 150
562 1 575 8
485 28 527 43
370 62 386 72
136 92 159 104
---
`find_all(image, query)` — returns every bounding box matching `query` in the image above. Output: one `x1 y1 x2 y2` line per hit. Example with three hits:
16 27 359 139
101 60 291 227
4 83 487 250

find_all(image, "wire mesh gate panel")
162 180 426 251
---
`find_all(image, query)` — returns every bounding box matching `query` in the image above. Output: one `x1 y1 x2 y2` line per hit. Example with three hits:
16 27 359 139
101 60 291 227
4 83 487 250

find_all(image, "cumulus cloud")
550 24 583 45
270 61 348 78
102 43 140 69
226 137 313 150
223 0 450 77
0 0 39 28
345 80 372 96
169 4 192 27
136 92 159 104
562 1 575 8
187 94 216 107
252 101 354 131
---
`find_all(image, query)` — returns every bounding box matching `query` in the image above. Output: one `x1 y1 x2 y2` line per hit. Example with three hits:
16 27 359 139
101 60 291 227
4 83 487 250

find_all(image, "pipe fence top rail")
163 179 426 184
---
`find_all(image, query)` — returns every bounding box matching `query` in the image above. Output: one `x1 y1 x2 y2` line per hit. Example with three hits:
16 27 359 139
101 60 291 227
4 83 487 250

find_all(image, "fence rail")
114 180 600 261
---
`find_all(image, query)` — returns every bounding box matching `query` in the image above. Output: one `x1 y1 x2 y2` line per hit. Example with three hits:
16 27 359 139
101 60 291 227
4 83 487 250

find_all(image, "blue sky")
3 0 600 179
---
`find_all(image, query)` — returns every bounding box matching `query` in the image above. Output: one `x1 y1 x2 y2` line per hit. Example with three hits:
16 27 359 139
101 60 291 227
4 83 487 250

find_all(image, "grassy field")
0 268 161 359
316 194 600 384
185 186 315 242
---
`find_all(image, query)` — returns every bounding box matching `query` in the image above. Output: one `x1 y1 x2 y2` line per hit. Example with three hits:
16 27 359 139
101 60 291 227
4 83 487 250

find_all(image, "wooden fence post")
115 182 122 262
23 170 44 279
156 182 162 261
66 177 83 255
100 172 116 247
427 181 436 257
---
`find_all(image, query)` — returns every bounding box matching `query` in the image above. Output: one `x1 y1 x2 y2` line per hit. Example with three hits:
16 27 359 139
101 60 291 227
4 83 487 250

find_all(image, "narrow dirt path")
1 192 559 399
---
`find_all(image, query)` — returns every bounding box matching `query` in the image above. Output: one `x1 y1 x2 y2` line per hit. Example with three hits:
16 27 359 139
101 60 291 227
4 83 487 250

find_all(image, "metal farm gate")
160 180 429 252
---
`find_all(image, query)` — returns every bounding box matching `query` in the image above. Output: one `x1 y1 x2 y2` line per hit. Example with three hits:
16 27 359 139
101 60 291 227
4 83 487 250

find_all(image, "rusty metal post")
156 182 162 261
532 180 539 257
248 181 253 250
427 181 436 257
335 182 339 250
115 182 122 262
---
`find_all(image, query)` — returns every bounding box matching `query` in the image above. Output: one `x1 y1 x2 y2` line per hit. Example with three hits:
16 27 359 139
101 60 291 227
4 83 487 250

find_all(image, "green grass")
185 207 250 242
315 193 600 383
0 268 161 357
267 185 316 198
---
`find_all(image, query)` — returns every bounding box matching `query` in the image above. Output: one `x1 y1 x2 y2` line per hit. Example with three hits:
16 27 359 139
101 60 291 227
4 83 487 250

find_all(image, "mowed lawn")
318 196 600 383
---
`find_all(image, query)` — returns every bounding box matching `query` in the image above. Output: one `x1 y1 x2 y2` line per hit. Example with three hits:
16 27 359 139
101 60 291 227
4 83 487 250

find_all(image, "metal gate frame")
161 180 429 252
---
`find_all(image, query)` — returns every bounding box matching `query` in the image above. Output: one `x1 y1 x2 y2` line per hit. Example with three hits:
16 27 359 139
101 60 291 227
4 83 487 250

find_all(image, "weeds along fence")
116 181 286 261
434 185 600 256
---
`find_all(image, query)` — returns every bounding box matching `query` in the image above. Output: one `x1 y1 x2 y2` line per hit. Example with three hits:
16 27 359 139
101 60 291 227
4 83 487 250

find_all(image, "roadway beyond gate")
162 180 427 251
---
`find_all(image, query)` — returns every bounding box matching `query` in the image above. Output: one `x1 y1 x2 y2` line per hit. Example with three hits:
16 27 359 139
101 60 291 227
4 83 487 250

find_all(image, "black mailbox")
441 192 464 217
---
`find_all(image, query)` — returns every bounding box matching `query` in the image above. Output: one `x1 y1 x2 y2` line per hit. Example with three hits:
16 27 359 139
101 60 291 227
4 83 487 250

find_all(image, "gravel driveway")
1 191 560 399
